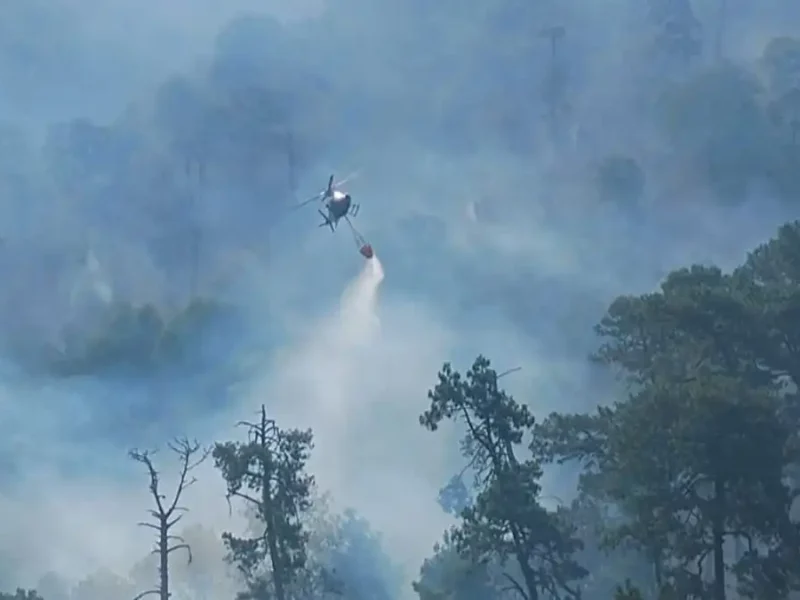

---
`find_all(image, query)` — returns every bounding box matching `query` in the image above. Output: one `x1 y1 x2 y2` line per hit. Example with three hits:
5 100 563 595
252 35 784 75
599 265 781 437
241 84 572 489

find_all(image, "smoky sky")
0 0 799 598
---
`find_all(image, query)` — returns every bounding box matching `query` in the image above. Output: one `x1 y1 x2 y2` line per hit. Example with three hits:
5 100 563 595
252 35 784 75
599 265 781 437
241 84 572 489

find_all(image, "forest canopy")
413 221 800 599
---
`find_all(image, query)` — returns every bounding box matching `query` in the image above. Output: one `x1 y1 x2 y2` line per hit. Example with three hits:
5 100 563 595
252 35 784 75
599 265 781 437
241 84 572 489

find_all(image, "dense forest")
2 0 800 599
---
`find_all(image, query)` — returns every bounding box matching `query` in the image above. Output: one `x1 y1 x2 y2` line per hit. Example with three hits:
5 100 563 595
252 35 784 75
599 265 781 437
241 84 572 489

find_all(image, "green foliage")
536 221 800 598
613 580 645 600
301 494 402 600
313 508 401 599
213 407 315 600
413 531 495 600
733 220 800 386
45 297 226 377
421 356 586 600
557 498 652 599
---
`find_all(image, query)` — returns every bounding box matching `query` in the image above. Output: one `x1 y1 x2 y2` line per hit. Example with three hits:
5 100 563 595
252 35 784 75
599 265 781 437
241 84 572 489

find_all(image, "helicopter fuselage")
326 190 352 223
310 173 371 258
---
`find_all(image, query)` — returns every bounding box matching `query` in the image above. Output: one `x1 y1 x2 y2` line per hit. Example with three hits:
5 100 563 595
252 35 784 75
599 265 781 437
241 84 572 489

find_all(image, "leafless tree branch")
130 437 209 600
129 449 166 515
498 366 523 379
502 572 529 600
167 543 193 564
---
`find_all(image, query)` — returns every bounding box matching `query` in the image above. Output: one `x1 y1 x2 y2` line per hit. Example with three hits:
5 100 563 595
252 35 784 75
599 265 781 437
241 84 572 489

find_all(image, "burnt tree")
130 438 210 600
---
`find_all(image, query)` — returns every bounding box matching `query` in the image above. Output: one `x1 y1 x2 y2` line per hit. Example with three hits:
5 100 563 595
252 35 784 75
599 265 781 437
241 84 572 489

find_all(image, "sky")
0 0 799 599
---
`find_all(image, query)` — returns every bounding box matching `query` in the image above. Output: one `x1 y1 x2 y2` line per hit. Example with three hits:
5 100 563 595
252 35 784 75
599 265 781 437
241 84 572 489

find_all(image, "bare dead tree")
130 438 210 600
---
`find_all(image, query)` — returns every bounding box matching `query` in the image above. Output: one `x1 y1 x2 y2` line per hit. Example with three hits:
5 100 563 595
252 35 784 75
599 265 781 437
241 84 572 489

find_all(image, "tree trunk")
160 519 169 600
259 410 285 600
496 438 539 599
264 471 285 600
510 523 539 600
652 550 663 590
712 478 726 600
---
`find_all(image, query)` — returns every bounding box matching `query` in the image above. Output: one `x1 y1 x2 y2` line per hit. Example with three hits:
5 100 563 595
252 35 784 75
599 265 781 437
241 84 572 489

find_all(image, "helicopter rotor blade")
291 192 324 210
333 169 361 188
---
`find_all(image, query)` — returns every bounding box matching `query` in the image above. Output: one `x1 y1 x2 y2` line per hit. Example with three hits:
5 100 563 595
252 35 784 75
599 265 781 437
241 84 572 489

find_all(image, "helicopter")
294 172 374 259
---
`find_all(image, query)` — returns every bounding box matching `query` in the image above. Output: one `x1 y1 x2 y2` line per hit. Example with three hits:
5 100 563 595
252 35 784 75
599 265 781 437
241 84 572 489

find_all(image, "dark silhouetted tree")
537 255 800 599
421 356 586 600
130 438 210 600
413 531 496 600
213 405 314 600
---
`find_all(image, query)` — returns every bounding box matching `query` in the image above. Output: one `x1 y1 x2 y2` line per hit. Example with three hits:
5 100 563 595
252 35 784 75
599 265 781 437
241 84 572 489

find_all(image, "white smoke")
8 254 452 599
248 255 455 590
263 256 387 477
69 248 114 308
338 256 385 349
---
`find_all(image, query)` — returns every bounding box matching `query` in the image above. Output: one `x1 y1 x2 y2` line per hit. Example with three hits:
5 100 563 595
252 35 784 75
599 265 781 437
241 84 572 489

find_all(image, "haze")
0 1 799 599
